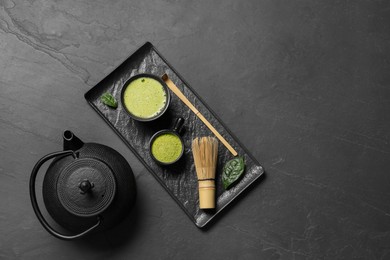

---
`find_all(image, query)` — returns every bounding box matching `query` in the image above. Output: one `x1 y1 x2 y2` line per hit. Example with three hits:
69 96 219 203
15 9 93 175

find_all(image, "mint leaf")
101 92 118 108
222 156 245 189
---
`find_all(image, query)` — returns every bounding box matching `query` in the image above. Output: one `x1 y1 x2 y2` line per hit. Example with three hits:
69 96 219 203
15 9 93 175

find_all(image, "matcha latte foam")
123 76 168 120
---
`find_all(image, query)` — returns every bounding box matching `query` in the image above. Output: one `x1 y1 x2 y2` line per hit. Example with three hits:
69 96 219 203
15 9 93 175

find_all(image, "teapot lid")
57 158 116 217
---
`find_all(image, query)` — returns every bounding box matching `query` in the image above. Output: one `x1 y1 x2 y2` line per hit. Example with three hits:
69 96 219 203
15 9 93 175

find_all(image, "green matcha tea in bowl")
149 118 185 165
121 73 170 121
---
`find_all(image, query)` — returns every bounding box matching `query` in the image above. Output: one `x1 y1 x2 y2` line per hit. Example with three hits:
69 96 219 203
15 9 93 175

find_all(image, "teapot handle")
29 150 101 240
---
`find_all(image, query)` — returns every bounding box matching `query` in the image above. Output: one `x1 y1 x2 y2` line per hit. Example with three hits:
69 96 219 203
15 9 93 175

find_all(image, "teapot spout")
63 130 84 151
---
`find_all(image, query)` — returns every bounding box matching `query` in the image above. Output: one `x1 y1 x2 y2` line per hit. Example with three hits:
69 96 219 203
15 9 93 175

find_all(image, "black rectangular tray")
85 42 264 228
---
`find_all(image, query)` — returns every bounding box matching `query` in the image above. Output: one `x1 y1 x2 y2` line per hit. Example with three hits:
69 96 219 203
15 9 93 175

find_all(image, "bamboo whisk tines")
192 137 218 209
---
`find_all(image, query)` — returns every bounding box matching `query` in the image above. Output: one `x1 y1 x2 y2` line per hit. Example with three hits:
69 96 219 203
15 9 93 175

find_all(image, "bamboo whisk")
192 137 218 209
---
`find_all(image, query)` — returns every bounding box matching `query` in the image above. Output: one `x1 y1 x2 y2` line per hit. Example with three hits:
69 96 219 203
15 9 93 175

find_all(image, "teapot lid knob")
79 180 94 194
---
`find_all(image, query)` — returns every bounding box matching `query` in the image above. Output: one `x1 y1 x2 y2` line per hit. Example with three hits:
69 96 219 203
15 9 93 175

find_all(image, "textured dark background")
1 0 390 259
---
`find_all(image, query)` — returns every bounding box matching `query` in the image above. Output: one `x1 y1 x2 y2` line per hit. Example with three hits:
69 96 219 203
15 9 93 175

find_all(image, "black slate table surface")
1 1 390 259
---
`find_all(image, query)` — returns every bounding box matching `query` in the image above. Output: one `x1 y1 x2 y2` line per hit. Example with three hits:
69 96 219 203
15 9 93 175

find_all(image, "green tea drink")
151 133 183 163
123 77 167 119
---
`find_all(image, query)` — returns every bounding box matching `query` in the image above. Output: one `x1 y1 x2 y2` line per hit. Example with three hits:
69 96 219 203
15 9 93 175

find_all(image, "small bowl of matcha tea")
121 74 170 121
149 118 185 165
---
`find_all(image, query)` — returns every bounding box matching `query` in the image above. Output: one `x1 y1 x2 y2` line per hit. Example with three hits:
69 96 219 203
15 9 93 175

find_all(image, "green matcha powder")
152 133 183 163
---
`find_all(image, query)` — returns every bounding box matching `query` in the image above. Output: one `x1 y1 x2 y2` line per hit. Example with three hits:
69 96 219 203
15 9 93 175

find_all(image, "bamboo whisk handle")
198 180 215 209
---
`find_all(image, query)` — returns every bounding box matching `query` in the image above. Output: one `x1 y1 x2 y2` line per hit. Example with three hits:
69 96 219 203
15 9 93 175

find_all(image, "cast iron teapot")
29 130 136 240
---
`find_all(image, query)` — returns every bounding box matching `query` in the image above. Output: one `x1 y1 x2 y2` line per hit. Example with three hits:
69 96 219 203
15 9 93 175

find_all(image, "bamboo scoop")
162 74 238 157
